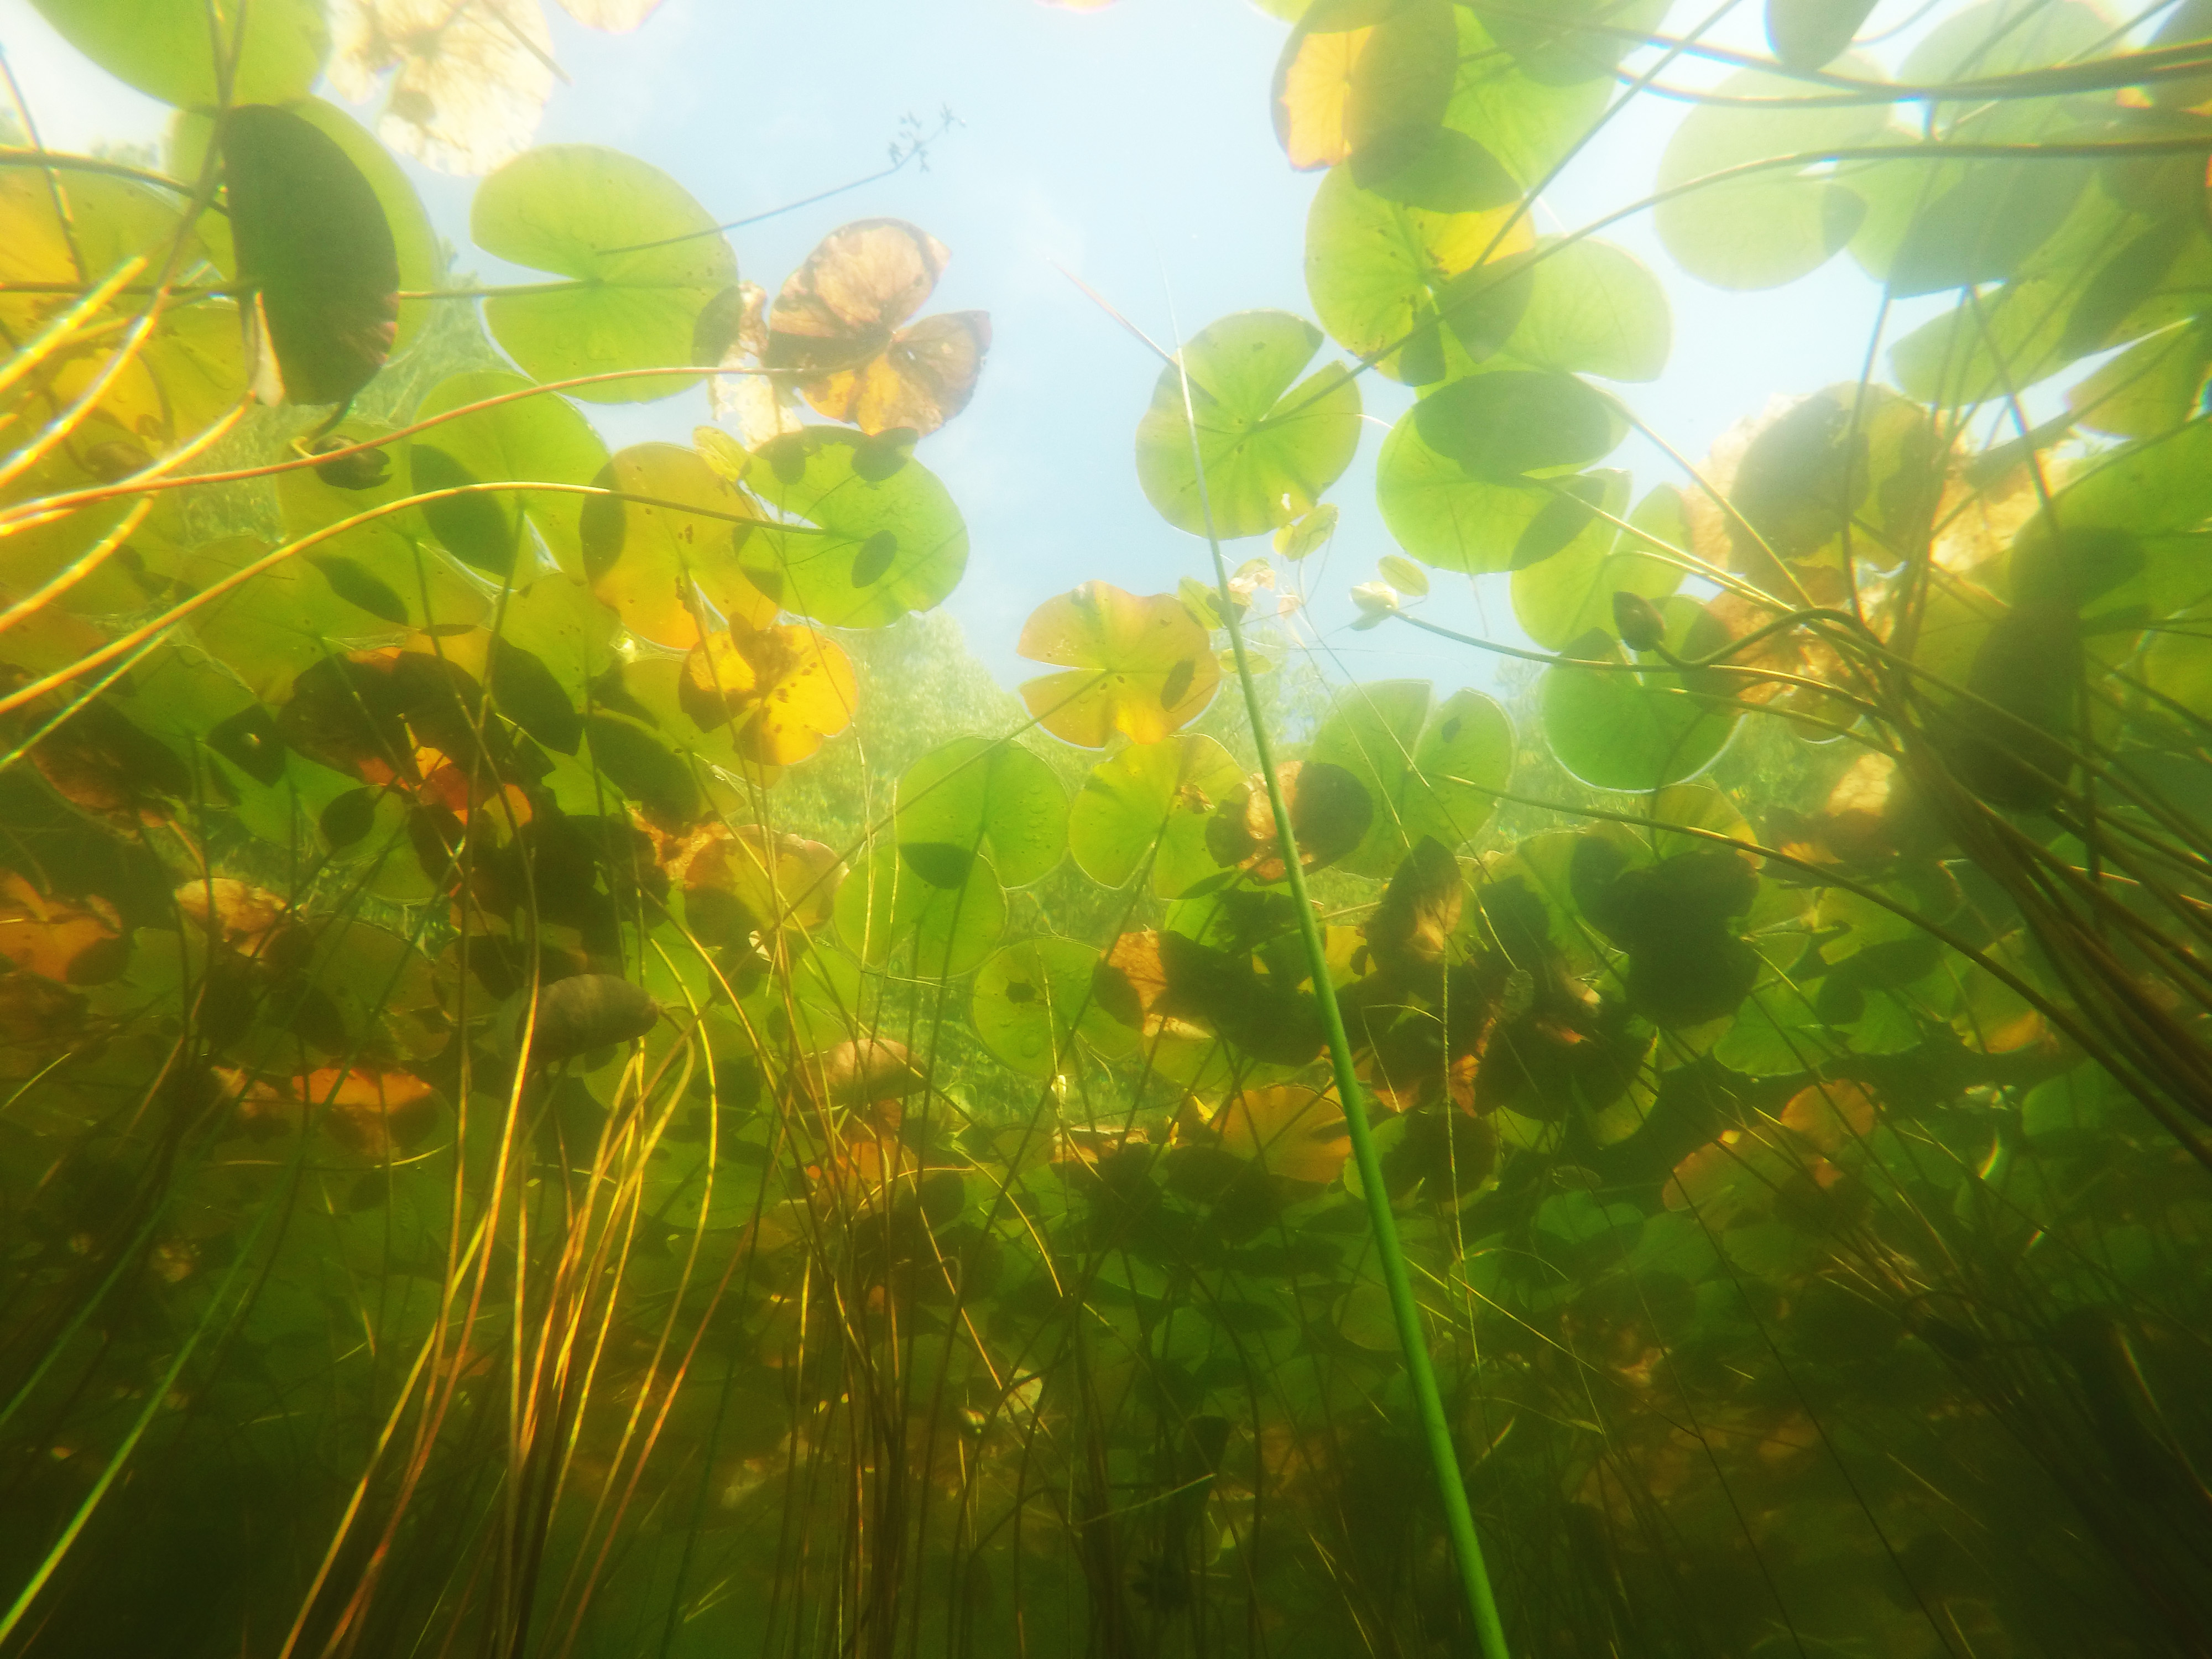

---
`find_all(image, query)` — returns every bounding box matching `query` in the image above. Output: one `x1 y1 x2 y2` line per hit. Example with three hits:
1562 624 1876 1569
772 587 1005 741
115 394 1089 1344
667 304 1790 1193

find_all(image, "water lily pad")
474 145 735 402
1067 733 1246 896
971 936 1133 1076
1135 311 1361 539
896 738 1069 888
834 842 1005 977
1311 681 1513 875
580 442 773 650
741 429 968 628
1017 584 1222 748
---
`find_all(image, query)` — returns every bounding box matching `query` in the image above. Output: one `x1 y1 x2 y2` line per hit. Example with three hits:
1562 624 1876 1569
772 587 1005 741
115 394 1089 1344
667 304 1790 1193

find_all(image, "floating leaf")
584 714 706 830
1306 164 1532 384
766 220 990 436
409 446 515 578
1541 617 1741 793
835 843 1005 976
1311 681 1514 876
677 617 858 767
1272 0 1457 178
1067 733 1245 896
971 937 1131 1076
1510 474 1682 648
474 146 735 400
1378 554 1430 596
557 0 666 27
896 738 1069 888
1208 1084 1350 1185
1654 65 1895 291
580 442 771 649
33 0 325 108
797 1038 924 1107
1885 159 2093 298
0 874 126 986
1499 238 1671 382
1474 0 1668 85
328 0 557 173
1204 760 1373 884
222 105 398 407
413 372 610 579
1410 369 1619 483
1134 311 1361 539
1376 408 1551 573
1275 504 1340 560
1765 0 1880 71
740 429 969 628
1365 835 1464 979
1017 583 1222 748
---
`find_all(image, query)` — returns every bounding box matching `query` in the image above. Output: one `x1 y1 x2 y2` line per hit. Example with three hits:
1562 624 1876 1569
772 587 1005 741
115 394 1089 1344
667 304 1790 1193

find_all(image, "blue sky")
4 0 1975 695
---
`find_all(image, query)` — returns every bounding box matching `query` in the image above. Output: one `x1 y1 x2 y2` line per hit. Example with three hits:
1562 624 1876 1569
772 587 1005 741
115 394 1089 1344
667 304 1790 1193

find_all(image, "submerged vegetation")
3 0 2212 1655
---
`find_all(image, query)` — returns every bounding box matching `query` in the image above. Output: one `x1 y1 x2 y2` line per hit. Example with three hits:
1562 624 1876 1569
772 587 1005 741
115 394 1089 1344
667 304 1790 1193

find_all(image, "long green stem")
1173 358 1511 1659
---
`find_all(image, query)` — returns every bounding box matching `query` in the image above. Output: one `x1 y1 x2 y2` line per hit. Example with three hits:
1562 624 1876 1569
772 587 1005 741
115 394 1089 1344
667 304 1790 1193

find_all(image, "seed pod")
511 974 660 1067
1613 591 1667 653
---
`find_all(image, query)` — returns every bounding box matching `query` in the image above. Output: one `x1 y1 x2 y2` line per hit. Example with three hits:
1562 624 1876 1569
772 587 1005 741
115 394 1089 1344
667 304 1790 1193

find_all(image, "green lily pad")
414 372 611 581
222 105 398 408
1501 238 1671 382
1512 477 1683 649
834 842 1006 978
32 0 325 108
1310 681 1514 875
175 97 436 357
1134 311 1361 539
1541 613 1741 792
896 738 1069 888
1375 405 1551 574
741 429 968 629
473 145 736 403
1766 0 1880 70
1654 65 1895 291
970 937 1134 1076
1305 161 1529 384
580 442 773 650
1411 368 1619 483
1068 733 1245 898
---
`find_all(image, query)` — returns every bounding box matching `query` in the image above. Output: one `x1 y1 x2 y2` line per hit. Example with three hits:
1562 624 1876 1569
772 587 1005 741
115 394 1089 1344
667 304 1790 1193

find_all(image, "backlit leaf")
1410 369 1619 483
1376 407 1551 574
1311 681 1513 875
896 738 1070 888
474 146 735 400
579 442 772 649
414 372 611 579
1511 477 1681 649
33 0 325 108
1500 238 1671 382
1067 733 1246 896
1766 0 1880 71
741 429 969 628
1541 617 1741 792
971 937 1132 1076
1306 164 1532 383
766 220 990 437
1204 760 1373 883
1655 65 1895 291
1017 583 1222 748
677 617 858 767
1208 1084 1350 1184
330 0 555 174
835 842 1006 977
1135 311 1361 539
222 105 399 407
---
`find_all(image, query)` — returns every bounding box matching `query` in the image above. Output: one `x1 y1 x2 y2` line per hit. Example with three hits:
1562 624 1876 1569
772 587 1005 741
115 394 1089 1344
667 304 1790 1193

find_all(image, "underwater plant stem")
1172 354 1511 1659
